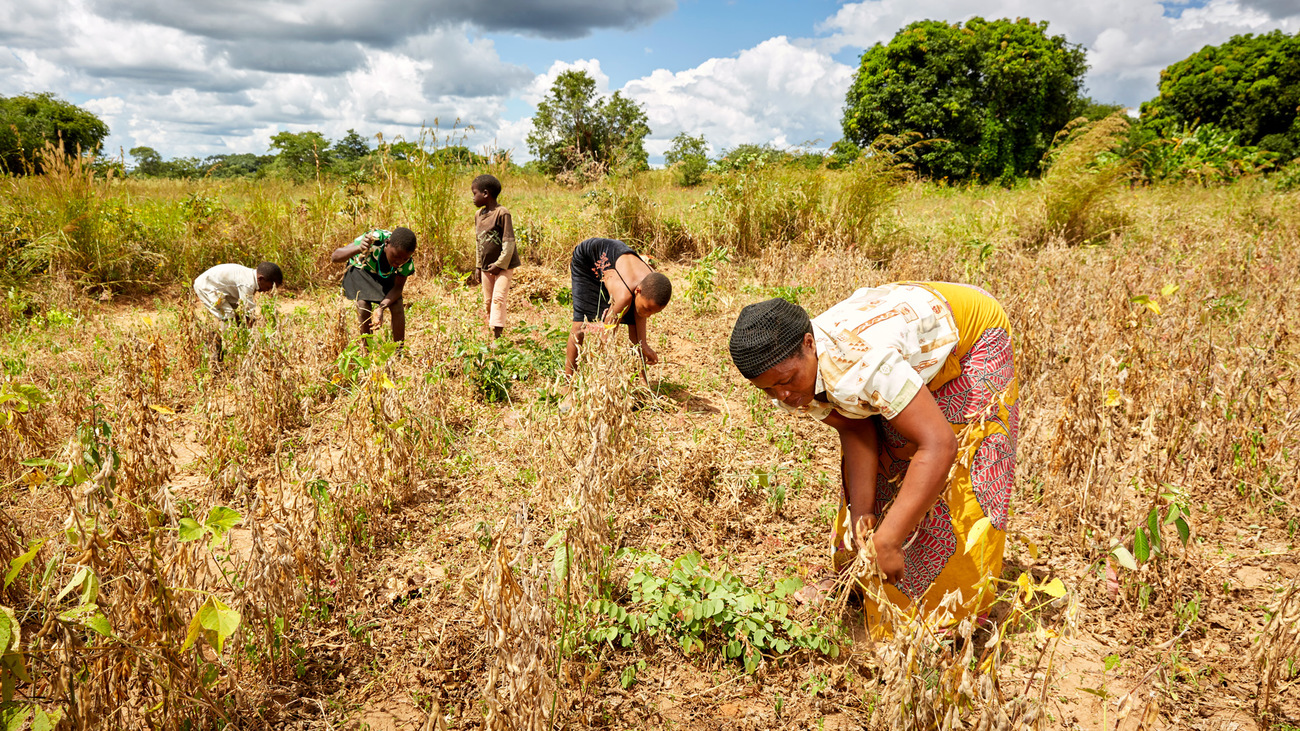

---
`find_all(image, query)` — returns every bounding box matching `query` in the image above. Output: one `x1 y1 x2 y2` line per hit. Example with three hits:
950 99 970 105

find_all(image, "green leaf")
4 540 43 589
1163 504 1182 524
2 654 29 684
1175 517 1190 546
184 596 241 655
54 567 88 604
620 665 637 689
204 506 242 539
1111 545 1138 571
31 707 61 731
743 650 759 674
79 569 99 605
59 604 112 637
0 612 11 656
1147 509 1162 550
0 704 30 731
551 543 570 582
1134 528 1150 565
177 518 204 543
773 577 804 598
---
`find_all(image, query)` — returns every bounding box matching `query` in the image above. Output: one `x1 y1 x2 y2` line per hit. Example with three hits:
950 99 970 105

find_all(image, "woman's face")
748 333 819 408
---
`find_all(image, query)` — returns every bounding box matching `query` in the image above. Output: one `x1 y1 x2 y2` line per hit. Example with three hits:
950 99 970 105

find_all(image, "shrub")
1022 113 1134 247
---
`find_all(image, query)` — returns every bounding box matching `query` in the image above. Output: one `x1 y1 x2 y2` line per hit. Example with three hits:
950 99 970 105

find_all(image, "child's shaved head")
256 262 283 286
388 227 417 253
640 272 672 307
472 174 502 199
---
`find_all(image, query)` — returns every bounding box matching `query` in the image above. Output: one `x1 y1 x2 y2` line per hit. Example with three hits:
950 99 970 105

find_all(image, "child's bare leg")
356 301 374 336
389 298 406 344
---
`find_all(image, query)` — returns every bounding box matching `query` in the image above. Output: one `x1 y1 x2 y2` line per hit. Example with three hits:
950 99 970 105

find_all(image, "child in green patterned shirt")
331 227 417 347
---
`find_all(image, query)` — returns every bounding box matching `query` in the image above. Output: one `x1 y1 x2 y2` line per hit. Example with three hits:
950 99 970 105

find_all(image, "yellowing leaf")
1111 545 1138 571
148 404 176 415
1160 283 1179 297
20 469 45 489
1039 578 1067 598
1105 389 1122 407
183 596 241 655
4 539 44 589
1144 300 1161 315
965 516 992 554
378 374 396 390
1017 572 1034 602
1015 534 1040 559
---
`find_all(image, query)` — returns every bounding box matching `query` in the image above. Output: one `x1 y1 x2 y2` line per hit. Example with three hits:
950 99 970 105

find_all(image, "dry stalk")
548 336 643 600
115 338 176 529
231 477 326 681
477 515 557 731
1253 577 1300 719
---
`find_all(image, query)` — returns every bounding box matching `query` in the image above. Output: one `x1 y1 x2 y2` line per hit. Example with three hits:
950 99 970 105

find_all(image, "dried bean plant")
1253 578 1300 719
477 515 558 731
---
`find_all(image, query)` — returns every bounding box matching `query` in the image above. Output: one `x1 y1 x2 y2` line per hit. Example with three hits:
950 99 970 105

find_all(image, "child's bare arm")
631 314 659 365
331 242 367 263
380 275 408 309
601 271 633 326
332 232 374 263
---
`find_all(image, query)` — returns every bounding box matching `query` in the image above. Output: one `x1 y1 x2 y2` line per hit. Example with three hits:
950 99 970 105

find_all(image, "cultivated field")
0 154 1297 730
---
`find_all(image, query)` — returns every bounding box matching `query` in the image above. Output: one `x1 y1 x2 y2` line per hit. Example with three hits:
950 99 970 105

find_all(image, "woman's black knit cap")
729 298 813 379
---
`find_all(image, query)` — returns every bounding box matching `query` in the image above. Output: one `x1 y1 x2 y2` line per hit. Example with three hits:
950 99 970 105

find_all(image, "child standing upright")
331 227 417 347
472 174 519 339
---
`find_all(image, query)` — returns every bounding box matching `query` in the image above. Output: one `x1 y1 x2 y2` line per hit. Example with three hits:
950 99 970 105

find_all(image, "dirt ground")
5 235 1299 730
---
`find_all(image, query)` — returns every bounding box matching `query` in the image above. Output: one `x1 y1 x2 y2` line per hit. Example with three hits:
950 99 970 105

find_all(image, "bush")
1133 123 1277 185
1022 113 1134 247
586 551 839 674
665 133 709 187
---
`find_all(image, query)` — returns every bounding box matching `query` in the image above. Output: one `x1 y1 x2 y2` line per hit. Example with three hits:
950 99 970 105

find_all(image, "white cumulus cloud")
623 37 853 155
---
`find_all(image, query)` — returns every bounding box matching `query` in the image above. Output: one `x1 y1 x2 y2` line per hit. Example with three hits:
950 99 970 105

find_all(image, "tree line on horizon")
1 21 1297 186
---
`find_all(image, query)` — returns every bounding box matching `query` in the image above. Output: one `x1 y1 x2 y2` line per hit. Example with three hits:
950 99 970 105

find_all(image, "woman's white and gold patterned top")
778 283 959 421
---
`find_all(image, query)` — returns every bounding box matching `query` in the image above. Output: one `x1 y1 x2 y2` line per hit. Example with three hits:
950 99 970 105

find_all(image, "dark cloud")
1236 0 1300 19
77 63 256 94
93 0 675 43
422 72 532 98
0 2 63 47
208 39 368 76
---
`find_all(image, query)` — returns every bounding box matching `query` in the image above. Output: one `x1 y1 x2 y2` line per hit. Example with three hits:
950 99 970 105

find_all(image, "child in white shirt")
193 262 283 325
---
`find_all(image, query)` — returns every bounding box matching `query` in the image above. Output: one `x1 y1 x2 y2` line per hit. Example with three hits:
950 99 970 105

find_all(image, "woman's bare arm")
872 387 958 582
825 411 880 548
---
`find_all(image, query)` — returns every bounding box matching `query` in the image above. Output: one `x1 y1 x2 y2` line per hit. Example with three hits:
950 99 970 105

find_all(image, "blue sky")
1 0 1297 163
488 0 851 87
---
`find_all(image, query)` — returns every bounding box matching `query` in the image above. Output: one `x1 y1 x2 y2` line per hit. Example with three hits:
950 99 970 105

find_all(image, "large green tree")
1140 30 1300 159
268 130 333 181
128 146 164 177
527 70 650 176
0 93 110 174
841 18 1087 181
665 132 709 186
